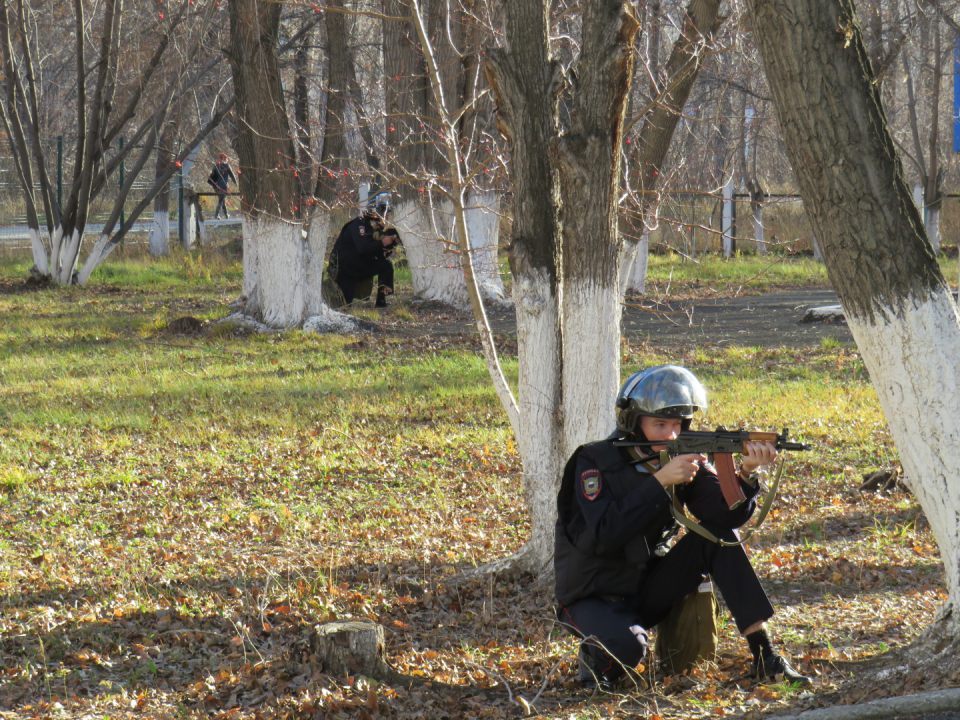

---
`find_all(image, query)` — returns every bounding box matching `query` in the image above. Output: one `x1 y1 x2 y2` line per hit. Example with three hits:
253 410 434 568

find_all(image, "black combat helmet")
615 364 708 433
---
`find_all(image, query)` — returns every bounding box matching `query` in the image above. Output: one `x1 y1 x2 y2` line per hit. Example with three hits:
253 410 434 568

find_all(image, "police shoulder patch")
358 226 366 236
580 469 602 501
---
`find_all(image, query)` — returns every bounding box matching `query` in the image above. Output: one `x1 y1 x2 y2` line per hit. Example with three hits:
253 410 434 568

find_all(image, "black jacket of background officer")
330 216 391 280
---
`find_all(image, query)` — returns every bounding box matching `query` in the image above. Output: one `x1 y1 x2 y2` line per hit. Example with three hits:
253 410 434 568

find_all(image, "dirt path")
379 287 852 349
619 288 850 347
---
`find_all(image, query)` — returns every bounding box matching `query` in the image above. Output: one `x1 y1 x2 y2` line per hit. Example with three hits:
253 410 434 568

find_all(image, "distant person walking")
208 153 236 220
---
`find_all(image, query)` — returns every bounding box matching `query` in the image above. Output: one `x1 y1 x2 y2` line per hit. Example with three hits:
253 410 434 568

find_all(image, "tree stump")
165 316 205 336
311 621 397 681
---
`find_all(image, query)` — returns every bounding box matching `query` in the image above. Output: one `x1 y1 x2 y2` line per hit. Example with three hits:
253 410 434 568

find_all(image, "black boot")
747 629 810 685
578 647 613 692
752 651 811 685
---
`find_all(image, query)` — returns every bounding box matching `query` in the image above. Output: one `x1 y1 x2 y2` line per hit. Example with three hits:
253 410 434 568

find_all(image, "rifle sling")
666 455 785 547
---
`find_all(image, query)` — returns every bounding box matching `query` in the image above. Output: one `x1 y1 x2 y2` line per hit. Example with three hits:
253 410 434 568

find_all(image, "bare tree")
148 121 178 256
227 0 304 327
621 0 724 291
0 0 230 285
480 0 642 573
225 0 366 332
384 0 506 308
898 6 947 252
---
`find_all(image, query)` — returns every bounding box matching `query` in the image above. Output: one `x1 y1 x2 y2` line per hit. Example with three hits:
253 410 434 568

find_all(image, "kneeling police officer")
327 192 401 308
555 364 810 690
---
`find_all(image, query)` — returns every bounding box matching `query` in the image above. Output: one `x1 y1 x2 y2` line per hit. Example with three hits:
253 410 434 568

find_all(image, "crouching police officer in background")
326 192 402 309
555 364 810 690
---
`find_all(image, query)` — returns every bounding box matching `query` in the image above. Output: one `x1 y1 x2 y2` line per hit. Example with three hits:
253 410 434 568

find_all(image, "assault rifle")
616 428 811 509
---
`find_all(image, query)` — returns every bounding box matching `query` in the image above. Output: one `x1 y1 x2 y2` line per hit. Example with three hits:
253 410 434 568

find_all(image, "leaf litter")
1 277 959 719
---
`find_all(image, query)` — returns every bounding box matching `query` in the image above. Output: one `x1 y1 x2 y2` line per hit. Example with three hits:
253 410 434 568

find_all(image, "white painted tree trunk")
304 213 331 317
183 202 198 251
394 195 507 308
57 229 82 285
394 198 467 306
753 204 766 255
29 228 48 275
243 216 306 328
150 210 171 256
927 205 941 255
77 233 113 285
722 177 734 258
846 292 960 630
464 189 508 303
242 215 259 299
512 269 564 574
620 230 649 295
49 226 64 280
561 281 622 458
229 211 362 334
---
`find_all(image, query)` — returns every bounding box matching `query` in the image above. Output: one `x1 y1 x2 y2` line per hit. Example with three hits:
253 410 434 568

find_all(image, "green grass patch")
643 248 959 294
645 251 831 290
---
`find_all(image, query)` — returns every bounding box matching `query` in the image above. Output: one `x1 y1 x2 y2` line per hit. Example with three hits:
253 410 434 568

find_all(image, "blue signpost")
954 34 960 152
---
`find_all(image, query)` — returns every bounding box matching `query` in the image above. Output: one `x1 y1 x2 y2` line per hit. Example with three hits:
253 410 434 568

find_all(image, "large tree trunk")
228 0 304 328
485 0 565 575
316 0 349 205
483 0 660 575
385 0 504 307
556 0 639 454
465 189 507 301
393 194 507 307
293 32 315 205
748 0 960 641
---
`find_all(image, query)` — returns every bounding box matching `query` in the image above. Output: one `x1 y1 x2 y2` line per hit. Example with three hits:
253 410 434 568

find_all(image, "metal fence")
0 138 245 248
640 191 815 258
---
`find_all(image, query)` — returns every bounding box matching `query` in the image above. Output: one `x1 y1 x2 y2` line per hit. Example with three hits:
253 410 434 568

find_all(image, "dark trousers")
214 192 228 218
334 257 394 305
558 530 774 679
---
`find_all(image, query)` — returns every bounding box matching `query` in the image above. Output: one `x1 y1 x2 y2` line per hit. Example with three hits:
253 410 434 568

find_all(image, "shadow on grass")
0 561 515 714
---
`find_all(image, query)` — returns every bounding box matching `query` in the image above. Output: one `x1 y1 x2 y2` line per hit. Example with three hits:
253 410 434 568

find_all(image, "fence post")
722 176 735 257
